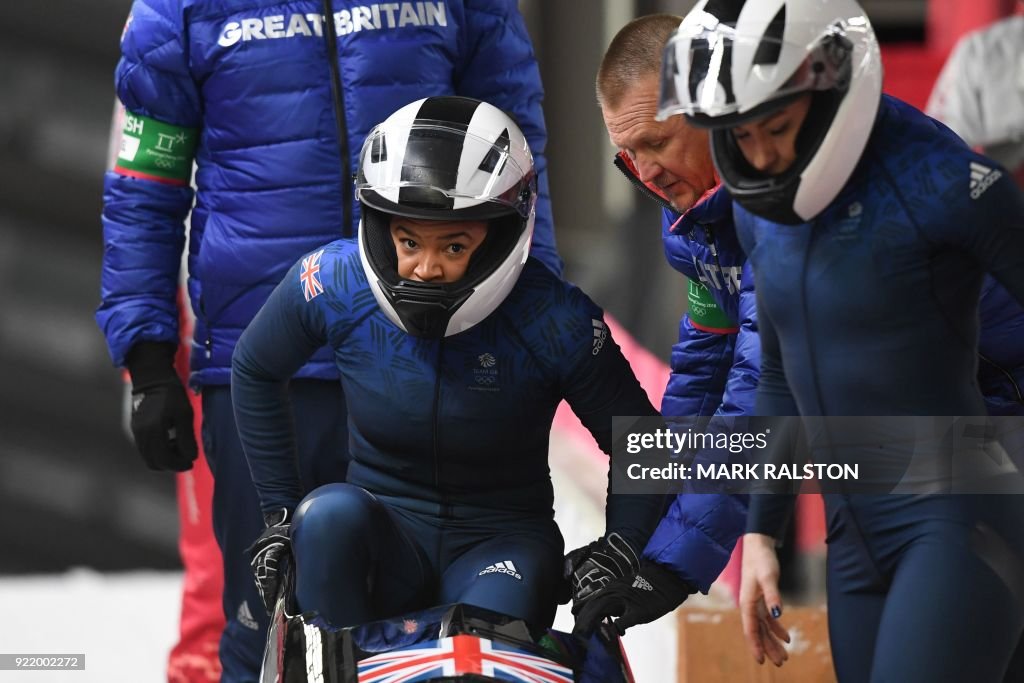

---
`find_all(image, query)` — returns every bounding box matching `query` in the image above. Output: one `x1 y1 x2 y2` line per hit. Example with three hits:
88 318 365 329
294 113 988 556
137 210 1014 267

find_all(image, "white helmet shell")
355 97 537 338
659 0 883 223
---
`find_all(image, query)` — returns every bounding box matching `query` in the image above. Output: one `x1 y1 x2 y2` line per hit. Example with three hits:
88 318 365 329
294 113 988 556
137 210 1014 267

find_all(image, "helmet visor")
356 121 535 220
657 19 857 126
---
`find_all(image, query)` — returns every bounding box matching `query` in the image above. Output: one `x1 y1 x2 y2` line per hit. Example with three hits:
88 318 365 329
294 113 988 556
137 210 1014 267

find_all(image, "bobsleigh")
260 597 635 683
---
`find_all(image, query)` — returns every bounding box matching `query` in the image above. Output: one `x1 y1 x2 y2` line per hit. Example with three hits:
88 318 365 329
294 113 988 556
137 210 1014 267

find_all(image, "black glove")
572 559 698 637
124 342 197 472
249 508 292 616
563 532 640 606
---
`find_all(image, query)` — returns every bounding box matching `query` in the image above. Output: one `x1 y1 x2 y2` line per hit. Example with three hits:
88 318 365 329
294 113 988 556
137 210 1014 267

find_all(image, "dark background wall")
0 0 180 571
0 0 933 573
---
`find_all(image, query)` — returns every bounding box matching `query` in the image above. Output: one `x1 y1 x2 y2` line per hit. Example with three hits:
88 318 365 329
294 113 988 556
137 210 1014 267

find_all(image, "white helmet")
658 0 882 224
356 97 537 338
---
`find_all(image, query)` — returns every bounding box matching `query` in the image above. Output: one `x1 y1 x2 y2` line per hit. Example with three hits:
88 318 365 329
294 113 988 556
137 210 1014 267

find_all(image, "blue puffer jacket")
97 0 561 386
613 155 754 592
659 187 758 421
651 190 757 592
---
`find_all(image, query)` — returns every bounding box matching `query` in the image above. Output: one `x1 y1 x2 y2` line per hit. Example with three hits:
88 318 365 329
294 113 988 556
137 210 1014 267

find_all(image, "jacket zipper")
802 221 826 415
197 296 212 360
702 224 732 293
321 0 353 237
430 342 450 518
612 154 675 213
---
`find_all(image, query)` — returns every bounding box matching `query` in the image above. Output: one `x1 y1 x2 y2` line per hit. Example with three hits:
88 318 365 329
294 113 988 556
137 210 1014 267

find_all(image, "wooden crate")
676 604 835 682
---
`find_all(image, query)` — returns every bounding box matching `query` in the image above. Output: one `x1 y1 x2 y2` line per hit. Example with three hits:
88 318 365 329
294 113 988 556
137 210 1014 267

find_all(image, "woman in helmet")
660 1 1024 681
230 96 665 631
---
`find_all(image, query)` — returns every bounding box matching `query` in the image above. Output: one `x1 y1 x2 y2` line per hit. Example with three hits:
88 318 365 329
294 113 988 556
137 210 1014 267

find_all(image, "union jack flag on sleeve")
300 249 325 302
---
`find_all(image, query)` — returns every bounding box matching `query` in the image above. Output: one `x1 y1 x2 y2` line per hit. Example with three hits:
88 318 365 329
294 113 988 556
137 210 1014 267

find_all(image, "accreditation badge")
113 109 198 186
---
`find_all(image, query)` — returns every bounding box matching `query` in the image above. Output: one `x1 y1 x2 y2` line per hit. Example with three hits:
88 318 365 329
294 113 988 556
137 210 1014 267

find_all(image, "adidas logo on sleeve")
478 560 523 580
591 319 608 355
970 161 1003 200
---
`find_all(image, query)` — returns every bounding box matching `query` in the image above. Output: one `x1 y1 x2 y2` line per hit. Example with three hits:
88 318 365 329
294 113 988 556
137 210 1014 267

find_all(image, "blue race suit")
618 126 1023 598
232 243 665 630
96 1 561 678
738 95 1024 683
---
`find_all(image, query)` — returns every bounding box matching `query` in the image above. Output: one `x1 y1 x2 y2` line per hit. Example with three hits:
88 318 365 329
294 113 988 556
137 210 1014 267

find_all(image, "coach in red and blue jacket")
567 13 756 637
95 2 561 680
591 153 756 625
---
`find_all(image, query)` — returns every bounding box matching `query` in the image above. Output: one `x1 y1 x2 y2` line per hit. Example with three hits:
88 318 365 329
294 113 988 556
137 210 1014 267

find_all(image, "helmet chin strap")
381 280 475 339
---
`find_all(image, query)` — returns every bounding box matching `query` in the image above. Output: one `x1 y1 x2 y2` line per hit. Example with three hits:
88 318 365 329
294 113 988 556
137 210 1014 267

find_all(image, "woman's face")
730 94 814 176
389 216 488 283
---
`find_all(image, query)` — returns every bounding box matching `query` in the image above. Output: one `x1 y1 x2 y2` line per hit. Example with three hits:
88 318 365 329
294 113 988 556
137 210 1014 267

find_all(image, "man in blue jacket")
572 14 757 635
97 2 562 680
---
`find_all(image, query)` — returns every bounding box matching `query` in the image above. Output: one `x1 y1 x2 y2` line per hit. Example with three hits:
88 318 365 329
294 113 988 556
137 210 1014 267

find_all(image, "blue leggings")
202 380 348 683
290 483 565 628
824 494 1024 683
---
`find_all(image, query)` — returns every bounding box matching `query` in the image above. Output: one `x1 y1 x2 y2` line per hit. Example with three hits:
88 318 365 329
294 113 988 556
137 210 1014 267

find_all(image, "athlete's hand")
249 508 292 615
125 342 197 472
564 532 641 606
740 533 790 667
572 559 697 637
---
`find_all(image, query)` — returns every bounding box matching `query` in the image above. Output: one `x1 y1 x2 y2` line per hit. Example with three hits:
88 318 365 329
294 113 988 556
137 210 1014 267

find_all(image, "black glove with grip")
125 341 197 472
249 508 292 616
563 532 641 606
572 559 698 636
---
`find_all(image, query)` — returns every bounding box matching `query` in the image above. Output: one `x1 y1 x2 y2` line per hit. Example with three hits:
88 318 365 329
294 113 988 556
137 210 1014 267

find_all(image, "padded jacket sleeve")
660 209 738 418
643 264 757 591
96 0 200 365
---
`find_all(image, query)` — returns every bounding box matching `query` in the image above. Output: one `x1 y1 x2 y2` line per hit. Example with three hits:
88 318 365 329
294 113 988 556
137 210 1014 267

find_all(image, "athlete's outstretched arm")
232 257 329 517
560 309 665 552
740 532 791 667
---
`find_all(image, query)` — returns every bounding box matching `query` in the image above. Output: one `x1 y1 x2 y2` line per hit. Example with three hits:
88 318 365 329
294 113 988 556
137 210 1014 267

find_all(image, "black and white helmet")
658 0 882 224
356 97 537 338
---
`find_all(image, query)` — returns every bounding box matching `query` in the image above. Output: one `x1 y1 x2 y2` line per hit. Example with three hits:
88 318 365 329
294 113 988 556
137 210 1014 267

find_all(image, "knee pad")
292 483 380 553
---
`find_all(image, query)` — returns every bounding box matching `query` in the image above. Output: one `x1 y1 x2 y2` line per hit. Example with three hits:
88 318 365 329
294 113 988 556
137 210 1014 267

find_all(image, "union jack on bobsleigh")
260 582 635 683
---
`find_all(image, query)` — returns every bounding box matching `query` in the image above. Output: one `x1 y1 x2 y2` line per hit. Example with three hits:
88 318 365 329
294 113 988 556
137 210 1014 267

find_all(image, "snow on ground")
0 569 181 682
